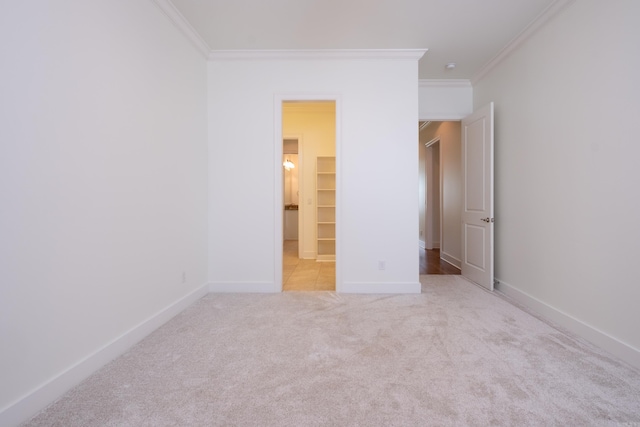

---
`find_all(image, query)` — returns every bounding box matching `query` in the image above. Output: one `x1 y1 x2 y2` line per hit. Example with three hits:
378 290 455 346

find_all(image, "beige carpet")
24 276 640 426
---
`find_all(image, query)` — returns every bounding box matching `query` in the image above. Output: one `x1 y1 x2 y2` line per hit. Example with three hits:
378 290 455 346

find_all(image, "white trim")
471 0 577 85
149 0 211 58
419 114 467 121
438 134 444 254
419 79 471 89
341 282 422 294
418 121 432 132
275 99 285 293
209 49 427 61
425 135 440 148
208 281 276 293
301 251 316 259
496 279 640 371
0 284 209 427
335 99 343 292
441 251 462 269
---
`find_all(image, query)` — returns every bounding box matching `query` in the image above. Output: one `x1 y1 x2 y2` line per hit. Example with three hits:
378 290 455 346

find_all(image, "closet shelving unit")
316 156 336 261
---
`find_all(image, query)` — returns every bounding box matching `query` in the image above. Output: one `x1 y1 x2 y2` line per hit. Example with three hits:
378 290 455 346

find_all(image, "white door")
461 103 494 290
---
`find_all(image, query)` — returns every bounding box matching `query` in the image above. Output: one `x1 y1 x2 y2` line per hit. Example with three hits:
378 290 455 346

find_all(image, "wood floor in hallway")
420 248 461 275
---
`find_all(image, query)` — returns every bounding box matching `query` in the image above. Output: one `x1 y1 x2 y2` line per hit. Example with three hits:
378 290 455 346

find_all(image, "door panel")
464 224 485 269
461 103 494 290
465 121 485 211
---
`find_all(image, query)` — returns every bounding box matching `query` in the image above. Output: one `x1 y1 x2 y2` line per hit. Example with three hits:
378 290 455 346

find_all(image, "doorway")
279 100 337 291
425 138 441 251
419 121 462 275
283 138 299 242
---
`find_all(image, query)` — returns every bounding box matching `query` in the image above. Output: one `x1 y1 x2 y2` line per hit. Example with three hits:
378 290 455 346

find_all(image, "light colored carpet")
24 276 640 426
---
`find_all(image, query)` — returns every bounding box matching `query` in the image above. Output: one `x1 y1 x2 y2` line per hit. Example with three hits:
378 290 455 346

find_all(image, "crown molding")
150 0 211 58
419 79 471 89
419 121 432 131
209 49 428 62
471 0 577 85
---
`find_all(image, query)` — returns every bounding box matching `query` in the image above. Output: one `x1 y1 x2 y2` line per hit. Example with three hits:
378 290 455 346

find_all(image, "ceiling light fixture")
445 62 456 70
283 159 295 170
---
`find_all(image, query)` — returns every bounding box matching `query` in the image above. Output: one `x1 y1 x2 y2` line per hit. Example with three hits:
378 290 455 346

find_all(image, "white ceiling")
169 0 558 79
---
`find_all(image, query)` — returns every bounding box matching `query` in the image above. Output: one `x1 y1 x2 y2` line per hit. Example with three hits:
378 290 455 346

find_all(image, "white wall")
283 102 336 258
0 1 208 423
208 51 423 293
473 0 640 367
418 122 462 267
419 80 472 120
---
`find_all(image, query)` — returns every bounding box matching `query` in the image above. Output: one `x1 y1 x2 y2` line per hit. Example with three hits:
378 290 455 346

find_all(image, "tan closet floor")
283 240 335 291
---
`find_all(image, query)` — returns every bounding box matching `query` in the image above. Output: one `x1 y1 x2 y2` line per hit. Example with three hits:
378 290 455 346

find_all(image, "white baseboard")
495 279 640 371
302 251 316 259
340 281 421 294
209 281 276 293
440 251 461 269
0 283 209 427
419 240 441 250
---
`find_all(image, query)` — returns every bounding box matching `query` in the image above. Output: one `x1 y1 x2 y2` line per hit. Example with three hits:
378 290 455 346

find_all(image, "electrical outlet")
378 261 386 271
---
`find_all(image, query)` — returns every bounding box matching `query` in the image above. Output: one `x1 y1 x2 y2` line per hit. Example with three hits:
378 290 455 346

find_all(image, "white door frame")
274 94 342 292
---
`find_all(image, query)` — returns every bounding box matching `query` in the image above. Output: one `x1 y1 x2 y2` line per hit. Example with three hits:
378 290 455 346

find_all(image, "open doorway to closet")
419 121 462 275
281 101 336 291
